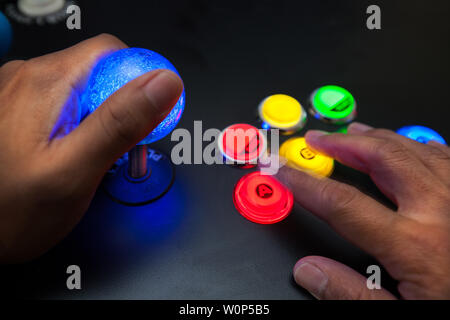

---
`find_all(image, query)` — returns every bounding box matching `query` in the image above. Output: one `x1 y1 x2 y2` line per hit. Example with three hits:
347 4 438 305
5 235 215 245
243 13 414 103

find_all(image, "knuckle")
425 145 450 164
373 140 411 165
20 59 69 87
16 59 41 77
432 186 450 207
366 128 393 137
90 33 126 51
0 59 25 72
353 287 373 300
0 60 26 88
3 60 44 87
101 103 138 144
320 182 360 213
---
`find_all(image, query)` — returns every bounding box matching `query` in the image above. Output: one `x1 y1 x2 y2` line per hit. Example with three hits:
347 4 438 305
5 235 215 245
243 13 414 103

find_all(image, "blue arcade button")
0 11 12 58
397 125 447 145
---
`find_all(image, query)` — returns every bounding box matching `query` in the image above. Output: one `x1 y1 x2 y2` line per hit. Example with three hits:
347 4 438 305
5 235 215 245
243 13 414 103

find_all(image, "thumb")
64 69 183 180
293 256 396 300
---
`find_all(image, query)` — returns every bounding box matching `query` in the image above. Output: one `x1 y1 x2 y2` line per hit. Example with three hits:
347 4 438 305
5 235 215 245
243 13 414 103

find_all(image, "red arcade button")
233 172 294 224
218 124 267 166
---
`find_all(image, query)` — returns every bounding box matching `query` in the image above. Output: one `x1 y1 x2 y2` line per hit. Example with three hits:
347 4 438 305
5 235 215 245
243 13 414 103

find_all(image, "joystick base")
102 149 175 206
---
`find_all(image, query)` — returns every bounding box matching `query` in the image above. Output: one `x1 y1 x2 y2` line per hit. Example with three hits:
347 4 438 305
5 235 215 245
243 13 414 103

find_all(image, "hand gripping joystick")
82 48 185 206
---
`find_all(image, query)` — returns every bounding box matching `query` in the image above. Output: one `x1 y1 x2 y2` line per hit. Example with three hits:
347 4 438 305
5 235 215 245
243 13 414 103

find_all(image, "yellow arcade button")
280 137 334 177
258 94 307 131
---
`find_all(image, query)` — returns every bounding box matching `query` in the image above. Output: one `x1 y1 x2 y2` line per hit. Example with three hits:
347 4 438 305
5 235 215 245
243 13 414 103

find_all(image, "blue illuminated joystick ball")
82 48 185 145
397 125 447 145
0 11 12 58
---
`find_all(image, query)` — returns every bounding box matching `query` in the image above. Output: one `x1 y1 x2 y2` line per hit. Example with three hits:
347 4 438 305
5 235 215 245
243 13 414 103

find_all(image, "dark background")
1 0 449 299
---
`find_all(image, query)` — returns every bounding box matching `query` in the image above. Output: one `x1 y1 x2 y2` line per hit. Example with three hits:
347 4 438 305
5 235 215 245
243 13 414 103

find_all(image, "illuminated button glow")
397 126 447 145
309 85 356 124
218 124 267 165
233 172 294 224
81 48 185 145
0 12 12 58
280 137 334 177
337 126 348 134
258 94 307 131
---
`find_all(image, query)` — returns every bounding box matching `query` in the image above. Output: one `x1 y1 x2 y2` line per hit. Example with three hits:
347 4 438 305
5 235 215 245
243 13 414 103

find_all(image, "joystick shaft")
128 145 148 179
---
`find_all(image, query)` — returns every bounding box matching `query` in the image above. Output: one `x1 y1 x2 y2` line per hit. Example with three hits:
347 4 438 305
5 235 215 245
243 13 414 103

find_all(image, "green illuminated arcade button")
309 85 357 124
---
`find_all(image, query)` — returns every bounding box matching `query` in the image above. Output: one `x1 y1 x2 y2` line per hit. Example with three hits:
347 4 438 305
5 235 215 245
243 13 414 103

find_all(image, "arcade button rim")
309 86 357 125
218 123 268 165
233 171 294 225
258 94 307 131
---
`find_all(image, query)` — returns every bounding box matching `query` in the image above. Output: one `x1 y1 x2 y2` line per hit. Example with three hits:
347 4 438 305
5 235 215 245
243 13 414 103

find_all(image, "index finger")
304 130 441 212
276 165 402 262
348 124 450 189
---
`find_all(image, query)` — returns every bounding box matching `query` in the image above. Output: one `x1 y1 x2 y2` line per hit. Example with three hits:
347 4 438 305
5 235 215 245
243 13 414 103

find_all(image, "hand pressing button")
280 137 334 177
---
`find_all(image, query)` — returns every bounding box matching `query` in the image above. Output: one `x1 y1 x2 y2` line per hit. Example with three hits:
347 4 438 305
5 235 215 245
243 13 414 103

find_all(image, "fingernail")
293 262 328 299
144 70 183 116
305 130 328 144
348 122 373 133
